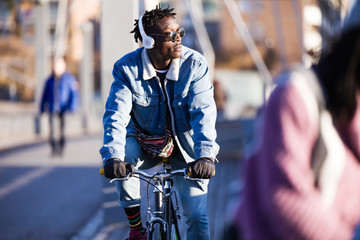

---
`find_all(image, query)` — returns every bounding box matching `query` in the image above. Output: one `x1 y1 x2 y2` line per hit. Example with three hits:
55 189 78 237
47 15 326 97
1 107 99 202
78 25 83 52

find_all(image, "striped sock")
124 206 146 233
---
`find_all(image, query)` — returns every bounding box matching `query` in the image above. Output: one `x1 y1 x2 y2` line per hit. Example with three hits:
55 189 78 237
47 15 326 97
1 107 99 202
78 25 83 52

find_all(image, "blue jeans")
115 137 210 240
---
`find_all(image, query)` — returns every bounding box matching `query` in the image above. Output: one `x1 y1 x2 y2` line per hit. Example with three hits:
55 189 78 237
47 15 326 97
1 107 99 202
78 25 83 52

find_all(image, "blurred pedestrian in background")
234 1 360 239
213 79 227 121
40 57 79 157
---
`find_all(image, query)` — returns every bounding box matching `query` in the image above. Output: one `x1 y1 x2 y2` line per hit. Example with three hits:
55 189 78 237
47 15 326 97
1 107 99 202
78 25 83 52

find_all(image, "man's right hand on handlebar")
104 158 135 179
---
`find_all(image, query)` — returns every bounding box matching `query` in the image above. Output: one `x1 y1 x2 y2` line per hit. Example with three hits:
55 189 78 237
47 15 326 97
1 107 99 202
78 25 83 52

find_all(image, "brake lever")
184 175 205 184
109 172 132 183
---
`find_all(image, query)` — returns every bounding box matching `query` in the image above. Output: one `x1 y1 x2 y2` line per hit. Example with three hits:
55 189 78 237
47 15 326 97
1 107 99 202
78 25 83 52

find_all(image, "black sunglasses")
151 28 185 42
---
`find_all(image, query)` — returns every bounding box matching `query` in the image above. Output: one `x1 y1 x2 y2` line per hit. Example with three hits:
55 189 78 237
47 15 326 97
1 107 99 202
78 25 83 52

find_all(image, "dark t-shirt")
156 70 181 156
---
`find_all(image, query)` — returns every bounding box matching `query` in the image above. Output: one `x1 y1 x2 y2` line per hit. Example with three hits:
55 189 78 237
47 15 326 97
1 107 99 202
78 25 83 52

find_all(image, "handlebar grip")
99 168 104 175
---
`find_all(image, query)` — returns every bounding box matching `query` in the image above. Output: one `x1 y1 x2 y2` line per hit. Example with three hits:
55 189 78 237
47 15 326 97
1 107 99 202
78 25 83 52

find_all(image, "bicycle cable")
129 175 161 208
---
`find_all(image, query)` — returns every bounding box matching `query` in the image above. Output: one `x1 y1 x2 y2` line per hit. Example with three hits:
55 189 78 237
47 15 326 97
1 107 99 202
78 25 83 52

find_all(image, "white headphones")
138 14 155 49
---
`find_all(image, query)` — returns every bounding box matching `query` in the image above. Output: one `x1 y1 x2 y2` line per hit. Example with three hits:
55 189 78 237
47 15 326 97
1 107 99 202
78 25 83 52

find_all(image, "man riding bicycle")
99 5 219 240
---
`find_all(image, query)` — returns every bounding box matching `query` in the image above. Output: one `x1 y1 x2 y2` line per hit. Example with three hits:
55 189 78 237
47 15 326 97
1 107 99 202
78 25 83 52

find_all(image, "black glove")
104 158 135 179
187 157 215 179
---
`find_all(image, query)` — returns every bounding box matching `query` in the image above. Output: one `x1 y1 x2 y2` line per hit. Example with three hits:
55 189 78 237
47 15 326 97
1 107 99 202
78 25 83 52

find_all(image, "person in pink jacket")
236 5 360 240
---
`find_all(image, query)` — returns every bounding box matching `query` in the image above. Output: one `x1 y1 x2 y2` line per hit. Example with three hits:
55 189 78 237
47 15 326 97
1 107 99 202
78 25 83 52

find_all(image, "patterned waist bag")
131 112 174 158
135 128 174 158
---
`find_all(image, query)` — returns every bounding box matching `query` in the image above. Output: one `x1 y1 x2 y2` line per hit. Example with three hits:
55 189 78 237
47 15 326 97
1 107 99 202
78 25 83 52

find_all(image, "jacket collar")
141 48 180 81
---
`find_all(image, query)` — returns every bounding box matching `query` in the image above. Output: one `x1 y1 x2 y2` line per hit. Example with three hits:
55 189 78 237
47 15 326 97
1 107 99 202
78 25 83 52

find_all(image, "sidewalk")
0 101 102 153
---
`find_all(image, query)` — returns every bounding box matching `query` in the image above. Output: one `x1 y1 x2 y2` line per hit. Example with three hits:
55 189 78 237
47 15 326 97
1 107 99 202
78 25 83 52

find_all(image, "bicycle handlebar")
99 168 203 183
110 169 190 183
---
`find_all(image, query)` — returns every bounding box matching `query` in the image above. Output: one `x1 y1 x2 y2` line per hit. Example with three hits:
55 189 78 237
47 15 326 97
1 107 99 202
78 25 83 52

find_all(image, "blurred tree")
0 0 22 37
5 0 15 9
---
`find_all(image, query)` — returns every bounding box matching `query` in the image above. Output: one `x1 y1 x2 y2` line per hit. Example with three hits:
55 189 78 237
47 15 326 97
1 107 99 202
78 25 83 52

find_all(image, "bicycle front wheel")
168 199 181 240
169 222 180 240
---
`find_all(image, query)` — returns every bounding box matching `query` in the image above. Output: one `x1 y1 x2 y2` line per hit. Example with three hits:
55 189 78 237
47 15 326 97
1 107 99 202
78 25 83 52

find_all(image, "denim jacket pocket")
172 95 191 129
132 93 159 126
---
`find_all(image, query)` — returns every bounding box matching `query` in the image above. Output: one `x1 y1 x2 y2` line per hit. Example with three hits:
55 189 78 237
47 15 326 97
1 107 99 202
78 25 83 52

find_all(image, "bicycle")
100 158 202 240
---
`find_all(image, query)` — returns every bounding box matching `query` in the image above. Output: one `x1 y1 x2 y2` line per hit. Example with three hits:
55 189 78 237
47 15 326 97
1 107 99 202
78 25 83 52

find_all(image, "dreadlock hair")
130 4 176 43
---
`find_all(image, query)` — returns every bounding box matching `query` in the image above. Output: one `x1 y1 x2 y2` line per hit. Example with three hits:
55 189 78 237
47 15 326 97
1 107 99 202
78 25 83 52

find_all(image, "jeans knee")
185 207 207 224
184 207 209 240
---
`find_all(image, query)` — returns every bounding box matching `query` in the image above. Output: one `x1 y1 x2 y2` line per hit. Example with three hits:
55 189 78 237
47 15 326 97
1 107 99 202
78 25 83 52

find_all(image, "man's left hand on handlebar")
187 157 215 179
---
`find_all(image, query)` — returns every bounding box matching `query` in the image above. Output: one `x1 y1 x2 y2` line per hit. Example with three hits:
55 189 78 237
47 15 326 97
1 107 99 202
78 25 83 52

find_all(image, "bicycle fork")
147 179 167 236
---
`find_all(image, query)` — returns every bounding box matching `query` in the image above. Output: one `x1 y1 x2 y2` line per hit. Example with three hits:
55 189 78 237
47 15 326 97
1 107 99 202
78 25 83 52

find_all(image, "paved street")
0 118 253 240
0 135 104 240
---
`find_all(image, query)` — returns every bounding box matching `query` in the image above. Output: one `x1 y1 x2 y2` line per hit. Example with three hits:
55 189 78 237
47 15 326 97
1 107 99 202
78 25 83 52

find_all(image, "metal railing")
0 61 35 90
224 0 273 101
184 0 216 82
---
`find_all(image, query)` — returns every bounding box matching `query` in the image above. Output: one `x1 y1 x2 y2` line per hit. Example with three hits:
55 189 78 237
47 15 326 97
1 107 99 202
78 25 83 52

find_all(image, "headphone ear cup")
143 36 155 49
138 14 155 49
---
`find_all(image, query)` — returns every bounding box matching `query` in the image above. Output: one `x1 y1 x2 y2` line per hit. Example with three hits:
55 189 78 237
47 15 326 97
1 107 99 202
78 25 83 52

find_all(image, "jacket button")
158 125 162 128
178 102 181 105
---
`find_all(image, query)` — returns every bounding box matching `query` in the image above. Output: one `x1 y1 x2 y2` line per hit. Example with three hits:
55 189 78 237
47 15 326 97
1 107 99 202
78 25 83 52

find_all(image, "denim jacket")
99 46 219 163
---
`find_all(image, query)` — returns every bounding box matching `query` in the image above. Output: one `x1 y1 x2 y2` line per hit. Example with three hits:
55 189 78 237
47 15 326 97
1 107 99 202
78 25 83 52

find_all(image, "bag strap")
130 111 150 135
130 111 139 128
292 66 327 187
